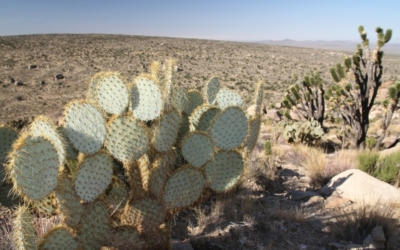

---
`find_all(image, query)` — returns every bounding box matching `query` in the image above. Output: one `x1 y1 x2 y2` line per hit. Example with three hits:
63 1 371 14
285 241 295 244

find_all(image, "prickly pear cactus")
3 61 264 249
283 118 324 145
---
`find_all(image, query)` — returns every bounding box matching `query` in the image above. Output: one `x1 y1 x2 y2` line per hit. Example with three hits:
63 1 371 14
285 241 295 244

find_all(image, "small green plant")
264 140 272 155
357 150 379 173
373 150 400 183
365 137 377 150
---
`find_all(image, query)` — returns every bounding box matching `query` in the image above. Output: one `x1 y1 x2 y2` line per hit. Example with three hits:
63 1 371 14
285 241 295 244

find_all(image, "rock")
304 195 325 206
363 234 385 249
329 242 344 249
54 73 65 80
289 110 302 121
40 80 45 85
285 190 319 201
15 80 23 86
8 76 15 83
172 240 194 250
28 64 37 69
266 109 282 121
379 142 400 159
275 102 282 109
344 243 364 249
381 135 398 149
371 226 386 242
298 244 308 250
320 169 400 206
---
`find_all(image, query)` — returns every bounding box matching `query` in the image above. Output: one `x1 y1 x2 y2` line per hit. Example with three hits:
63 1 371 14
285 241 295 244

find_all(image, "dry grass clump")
329 203 400 247
324 149 358 179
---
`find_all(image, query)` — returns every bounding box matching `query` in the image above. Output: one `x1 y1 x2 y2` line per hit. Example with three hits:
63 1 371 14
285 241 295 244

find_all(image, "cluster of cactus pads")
283 119 324 145
0 59 264 250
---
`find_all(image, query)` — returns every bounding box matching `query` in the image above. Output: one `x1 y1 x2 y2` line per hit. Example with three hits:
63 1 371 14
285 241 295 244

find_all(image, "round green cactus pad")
171 87 188 113
216 89 243 109
56 126 78 160
77 201 111 250
152 108 181 152
30 116 66 166
181 131 214 168
130 75 163 121
204 77 220 105
205 150 245 192
183 89 204 115
64 100 106 155
55 177 84 229
122 197 165 234
163 165 205 209
105 114 149 162
74 151 113 202
38 225 78 250
148 152 176 201
13 205 36 250
197 106 221 131
244 115 261 152
209 106 248 150
189 105 218 130
7 134 60 201
0 126 18 164
88 72 106 101
95 72 129 115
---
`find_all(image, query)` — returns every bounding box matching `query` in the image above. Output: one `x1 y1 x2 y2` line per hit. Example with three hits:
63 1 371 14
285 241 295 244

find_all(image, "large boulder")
320 169 400 206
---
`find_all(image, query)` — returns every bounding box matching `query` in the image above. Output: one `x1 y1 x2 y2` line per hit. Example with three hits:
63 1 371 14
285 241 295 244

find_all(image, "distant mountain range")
254 39 400 56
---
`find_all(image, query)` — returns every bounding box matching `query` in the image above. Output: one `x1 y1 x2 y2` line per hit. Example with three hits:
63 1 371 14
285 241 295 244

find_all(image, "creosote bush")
264 140 272 156
357 150 380 174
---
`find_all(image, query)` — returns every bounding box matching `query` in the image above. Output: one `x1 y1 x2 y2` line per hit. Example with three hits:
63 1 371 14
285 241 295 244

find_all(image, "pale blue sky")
1 0 399 42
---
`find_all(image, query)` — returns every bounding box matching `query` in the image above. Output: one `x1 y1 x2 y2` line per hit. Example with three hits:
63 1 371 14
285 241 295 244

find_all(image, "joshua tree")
376 81 400 149
282 71 325 126
325 26 392 149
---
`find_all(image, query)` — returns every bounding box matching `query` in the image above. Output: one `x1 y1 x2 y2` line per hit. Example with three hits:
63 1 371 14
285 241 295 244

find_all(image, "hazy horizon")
1 1 399 43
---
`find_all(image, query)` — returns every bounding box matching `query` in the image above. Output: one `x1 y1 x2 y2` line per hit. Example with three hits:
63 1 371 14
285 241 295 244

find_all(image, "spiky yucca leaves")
326 25 392 148
205 150 245 192
130 75 163 121
74 151 113 202
282 72 325 126
64 100 106 154
13 205 36 250
38 225 78 250
7 134 60 201
376 81 400 149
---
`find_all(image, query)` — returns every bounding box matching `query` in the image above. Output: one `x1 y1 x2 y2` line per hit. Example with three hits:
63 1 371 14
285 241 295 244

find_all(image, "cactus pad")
205 77 220 105
55 177 84 229
77 201 111 250
31 192 57 216
30 116 66 166
7 134 59 201
106 177 128 213
197 106 221 131
74 152 113 202
0 126 18 164
88 72 105 100
205 150 244 192
122 197 165 233
56 126 78 160
181 131 214 168
105 114 149 162
95 73 129 115
109 225 145 250
171 87 188 113
244 115 261 152
189 105 217 130
216 89 243 109
64 100 106 154
13 205 36 250
130 75 163 121
183 89 203 115
38 225 78 250
163 165 205 209
209 106 248 150
152 108 181 152
148 152 176 201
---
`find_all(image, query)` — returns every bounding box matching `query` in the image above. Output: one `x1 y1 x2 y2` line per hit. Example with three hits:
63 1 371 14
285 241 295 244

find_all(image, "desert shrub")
264 140 272 156
365 137 377 150
357 150 379 173
373 150 400 184
324 149 358 179
329 203 400 247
